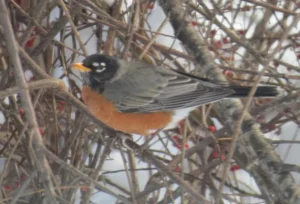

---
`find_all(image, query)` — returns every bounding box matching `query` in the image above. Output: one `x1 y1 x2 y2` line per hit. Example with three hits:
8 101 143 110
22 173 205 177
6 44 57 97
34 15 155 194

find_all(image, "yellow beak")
72 63 91 72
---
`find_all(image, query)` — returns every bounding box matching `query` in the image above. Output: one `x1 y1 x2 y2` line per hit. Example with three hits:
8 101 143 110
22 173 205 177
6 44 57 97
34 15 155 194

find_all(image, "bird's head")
72 54 120 91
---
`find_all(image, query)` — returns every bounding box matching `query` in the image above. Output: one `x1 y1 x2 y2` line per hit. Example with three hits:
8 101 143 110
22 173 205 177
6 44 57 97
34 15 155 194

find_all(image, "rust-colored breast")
81 86 172 135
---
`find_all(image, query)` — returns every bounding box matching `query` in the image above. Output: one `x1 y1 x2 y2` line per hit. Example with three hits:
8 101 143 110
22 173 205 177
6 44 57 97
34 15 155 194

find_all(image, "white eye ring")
93 62 106 73
92 62 100 67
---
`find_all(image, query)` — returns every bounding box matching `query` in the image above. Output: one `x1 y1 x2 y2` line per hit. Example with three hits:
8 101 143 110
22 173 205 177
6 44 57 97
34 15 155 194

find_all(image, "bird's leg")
118 132 136 151
118 130 163 154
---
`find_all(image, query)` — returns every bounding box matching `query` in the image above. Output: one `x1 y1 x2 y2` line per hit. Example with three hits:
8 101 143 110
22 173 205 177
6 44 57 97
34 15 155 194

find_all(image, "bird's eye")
95 62 106 73
92 62 100 67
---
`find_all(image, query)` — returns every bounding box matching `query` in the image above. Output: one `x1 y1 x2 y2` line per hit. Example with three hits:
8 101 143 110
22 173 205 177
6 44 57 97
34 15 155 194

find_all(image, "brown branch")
217 10 300 204
1 1 299 203
30 3 82 58
243 0 298 16
158 0 300 203
0 79 60 99
45 149 133 204
124 139 211 204
17 0 49 48
270 140 300 145
121 0 140 58
58 0 88 56
219 64 300 80
0 1 57 203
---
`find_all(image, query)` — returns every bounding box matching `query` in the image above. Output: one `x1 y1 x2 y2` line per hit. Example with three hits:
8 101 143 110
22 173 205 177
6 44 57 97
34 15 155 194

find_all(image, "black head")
72 54 120 92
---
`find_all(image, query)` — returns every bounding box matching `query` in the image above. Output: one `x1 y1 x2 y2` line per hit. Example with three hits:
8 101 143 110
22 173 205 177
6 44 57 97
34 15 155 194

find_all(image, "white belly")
163 107 197 130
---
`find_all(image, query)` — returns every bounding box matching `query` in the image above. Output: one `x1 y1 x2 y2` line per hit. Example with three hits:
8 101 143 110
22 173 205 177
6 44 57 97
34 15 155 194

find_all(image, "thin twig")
0 1 57 202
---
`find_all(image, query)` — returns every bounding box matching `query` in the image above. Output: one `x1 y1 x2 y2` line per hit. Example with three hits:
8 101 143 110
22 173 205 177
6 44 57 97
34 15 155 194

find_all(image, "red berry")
265 98 271 102
4 185 12 191
208 126 216 132
237 29 246 36
191 21 198 26
19 109 25 115
241 5 251 11
39 127 44 135
33 27 39 32
57 101 65 111
14 0 22 5
14 181 20 188
176 144 182 149
148 2 154 9
25 36 36 48
210 30 217 37
81 187 88 192
223 70 234 77
178 120 185 134
179 122 184 129
184 143 190 149
256 114 265 122
212 151 219 158
173 138 182 145
225 5 232 10
269 124 276 130
150 132 157 137
100 44 105 50
25 27 39 48
178 120 185 127
222 37 230 44
175 166 181 172
256 99 264 105
28 76 36 81
230 164 241 172
212 151 226 160
20 175 27 181
57 105 64 111
172 135 180 141
215 41 222 48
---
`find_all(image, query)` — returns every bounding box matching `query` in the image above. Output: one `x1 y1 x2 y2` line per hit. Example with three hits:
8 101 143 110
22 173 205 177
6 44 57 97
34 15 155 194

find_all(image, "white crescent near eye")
95 67 106 73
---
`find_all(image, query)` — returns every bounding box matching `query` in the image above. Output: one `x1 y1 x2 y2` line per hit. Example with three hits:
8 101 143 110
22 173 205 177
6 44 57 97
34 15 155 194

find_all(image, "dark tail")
229 86 279 97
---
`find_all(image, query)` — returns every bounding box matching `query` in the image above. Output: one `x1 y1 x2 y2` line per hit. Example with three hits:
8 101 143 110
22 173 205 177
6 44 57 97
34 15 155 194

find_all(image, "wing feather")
102 63 234 113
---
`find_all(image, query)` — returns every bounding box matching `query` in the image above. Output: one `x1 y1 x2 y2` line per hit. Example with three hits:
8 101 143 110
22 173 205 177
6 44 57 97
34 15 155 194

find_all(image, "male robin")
72 54 278 135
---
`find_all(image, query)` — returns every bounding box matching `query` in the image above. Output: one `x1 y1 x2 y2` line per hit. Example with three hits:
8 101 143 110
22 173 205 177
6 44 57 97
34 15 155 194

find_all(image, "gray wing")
103 64 234 113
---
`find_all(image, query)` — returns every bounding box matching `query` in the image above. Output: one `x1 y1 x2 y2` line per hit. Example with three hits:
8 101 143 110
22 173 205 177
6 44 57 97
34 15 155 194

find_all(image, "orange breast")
81 86 172 135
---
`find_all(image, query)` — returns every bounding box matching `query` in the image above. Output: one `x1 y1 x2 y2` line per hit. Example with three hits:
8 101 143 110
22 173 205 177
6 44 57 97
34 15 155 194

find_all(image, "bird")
72 54 278 135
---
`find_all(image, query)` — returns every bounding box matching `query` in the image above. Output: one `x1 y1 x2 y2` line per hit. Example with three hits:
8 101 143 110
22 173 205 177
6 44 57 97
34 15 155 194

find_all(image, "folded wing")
103 64 234 113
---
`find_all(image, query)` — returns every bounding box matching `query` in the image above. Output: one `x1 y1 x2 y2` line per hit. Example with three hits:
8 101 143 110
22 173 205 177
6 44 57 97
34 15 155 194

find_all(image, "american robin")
72 54 278 135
